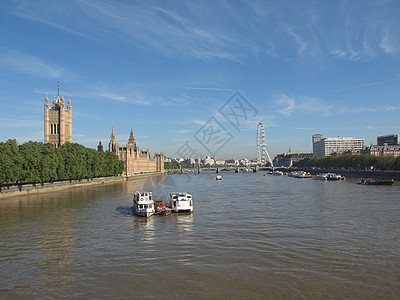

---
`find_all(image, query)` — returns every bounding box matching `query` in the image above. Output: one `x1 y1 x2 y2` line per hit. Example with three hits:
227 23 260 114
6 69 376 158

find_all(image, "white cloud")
0 49 61 78
276 94 296 116
8 0 400 64
0 118 42 128
275 93 332 116
380 30 399 55
175 130 191 134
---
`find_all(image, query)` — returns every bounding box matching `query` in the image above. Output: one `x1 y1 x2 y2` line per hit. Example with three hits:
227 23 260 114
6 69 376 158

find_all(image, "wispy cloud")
8 0 400 64
380 30 400 55
275 93 332 116
184 87 234 92
175 130 191 134
339 104 400 114
0 49 61 78
100 93 127 103
315 76 400 96
0 118 42 128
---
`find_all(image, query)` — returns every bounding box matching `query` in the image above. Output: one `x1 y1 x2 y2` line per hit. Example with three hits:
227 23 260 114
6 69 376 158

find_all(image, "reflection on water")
133 216 156 244
39 215 75 294
1 173 400 298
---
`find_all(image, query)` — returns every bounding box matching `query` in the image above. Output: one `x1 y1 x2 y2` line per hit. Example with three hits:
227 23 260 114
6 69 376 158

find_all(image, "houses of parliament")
44 84 164 176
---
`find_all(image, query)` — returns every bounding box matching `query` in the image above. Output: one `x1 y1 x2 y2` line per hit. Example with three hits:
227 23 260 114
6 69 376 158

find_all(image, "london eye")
257 122 273 167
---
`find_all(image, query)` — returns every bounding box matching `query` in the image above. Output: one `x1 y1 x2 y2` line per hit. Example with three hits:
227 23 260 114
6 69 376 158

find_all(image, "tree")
0 139 22 185
40 143 58 182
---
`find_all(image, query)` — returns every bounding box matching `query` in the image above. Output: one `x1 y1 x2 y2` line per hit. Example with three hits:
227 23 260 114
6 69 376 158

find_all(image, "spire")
129 128 135 141
58 78 60 98
45 92 49 104
61 92 65 103
67 95 71 108
111 126 116 141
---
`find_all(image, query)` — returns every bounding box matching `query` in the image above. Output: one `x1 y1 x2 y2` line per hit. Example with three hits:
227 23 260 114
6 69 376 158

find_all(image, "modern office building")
377 134 400 146
312 134 323 156
312 134 365 157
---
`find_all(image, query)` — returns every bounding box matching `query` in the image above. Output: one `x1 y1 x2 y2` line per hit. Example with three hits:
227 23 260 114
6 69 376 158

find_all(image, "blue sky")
1 0 400 159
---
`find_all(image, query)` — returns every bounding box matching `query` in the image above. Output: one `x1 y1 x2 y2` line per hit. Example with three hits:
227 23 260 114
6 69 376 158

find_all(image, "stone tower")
44 83 72 147
109 126 119 154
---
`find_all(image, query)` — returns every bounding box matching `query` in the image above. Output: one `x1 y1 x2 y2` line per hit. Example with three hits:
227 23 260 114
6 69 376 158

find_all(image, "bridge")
167 122 290 175
166 165 289 174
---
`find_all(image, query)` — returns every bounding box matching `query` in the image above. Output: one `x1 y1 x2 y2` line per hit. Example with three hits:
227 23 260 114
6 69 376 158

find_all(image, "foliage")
294 153 400 170
164 161 195 169
0 140 124 186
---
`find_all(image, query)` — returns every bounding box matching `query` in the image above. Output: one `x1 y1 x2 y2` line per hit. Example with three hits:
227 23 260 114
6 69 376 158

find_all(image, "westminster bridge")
166 166 289 174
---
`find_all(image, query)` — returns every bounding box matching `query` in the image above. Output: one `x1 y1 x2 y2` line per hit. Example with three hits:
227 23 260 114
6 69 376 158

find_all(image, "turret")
111 126 116 141
67 96 72 110
128 128 137 152
45 93 49 108
109 126 118 153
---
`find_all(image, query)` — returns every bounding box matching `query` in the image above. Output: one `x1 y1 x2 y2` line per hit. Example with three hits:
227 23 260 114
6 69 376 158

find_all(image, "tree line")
0 139 125 186
294 153 400 170
164 161 195 169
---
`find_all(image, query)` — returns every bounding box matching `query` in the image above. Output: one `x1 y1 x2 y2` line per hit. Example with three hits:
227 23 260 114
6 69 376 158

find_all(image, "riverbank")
300 168 400 180
0 172 165 199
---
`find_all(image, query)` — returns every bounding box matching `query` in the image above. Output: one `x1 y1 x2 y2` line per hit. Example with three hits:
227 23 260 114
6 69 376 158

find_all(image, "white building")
215 160 226 166
202 156 215 165
312 134 365 157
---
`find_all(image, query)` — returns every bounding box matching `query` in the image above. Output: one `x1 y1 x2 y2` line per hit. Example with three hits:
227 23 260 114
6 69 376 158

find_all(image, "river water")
1 172 399 299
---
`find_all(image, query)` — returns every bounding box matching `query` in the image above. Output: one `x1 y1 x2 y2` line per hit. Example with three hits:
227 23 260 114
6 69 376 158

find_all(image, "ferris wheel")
257 122 273 167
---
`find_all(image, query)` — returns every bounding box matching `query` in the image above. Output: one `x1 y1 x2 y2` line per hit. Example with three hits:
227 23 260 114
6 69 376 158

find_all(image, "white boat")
170 192 193 213
273 170 284 176
316 173 345 181
294 171 312 178
216 175 223 180
132 191 155 217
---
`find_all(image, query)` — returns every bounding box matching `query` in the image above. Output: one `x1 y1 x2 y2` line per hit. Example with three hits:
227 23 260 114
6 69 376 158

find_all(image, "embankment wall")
0 172 165 199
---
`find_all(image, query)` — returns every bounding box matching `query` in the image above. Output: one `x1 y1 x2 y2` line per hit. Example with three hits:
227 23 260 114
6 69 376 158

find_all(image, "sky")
1 0 400 160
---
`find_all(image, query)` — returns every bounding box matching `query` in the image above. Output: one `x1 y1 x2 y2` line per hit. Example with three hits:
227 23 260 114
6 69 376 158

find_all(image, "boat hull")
133 208 154 217
358 179 394 185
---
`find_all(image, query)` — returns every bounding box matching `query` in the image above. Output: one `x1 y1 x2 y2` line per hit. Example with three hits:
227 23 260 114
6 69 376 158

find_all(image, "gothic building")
109 127 164 176
44 87 72 147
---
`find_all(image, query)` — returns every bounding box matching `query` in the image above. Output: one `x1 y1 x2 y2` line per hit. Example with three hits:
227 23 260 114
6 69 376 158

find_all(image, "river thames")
1 172 399 299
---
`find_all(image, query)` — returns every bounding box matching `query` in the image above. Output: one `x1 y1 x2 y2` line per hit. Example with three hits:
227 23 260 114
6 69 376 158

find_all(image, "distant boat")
294 171 312 178
170 192 193 213
132 191 155 217
273 170 284 176
216 175 223 180
357 178 394 185
317 173 345 181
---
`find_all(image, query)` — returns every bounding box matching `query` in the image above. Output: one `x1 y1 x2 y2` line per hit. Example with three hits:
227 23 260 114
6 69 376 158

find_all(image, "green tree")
0 139 22 185
41 143 58 182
